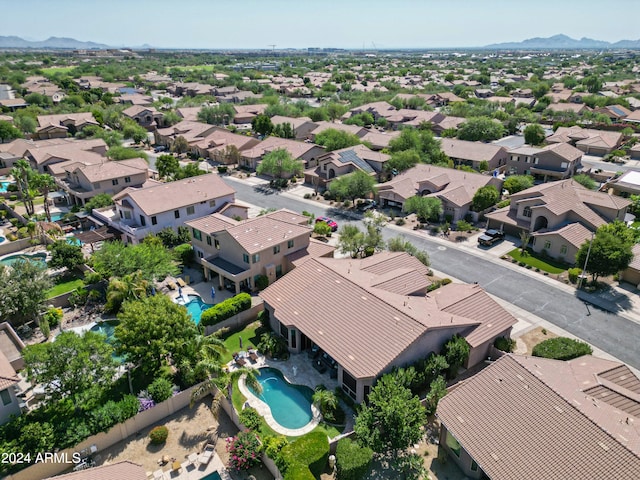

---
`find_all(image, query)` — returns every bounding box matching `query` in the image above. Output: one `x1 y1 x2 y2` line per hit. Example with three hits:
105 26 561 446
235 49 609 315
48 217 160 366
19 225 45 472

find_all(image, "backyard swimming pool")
0 181 11 193
199 472 221 480
184 294 213 324
0 252 47 267
248 368 314 430
89 320 124 362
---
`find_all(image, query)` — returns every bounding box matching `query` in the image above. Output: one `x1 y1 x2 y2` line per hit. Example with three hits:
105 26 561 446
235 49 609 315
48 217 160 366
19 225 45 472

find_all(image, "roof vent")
598 442 609 452
490 453 499 461
554 406 564 414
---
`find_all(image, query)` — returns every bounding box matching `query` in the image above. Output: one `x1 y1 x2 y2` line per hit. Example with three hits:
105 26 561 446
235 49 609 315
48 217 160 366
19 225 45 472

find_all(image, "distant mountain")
486 34 640 49
0 36 110 49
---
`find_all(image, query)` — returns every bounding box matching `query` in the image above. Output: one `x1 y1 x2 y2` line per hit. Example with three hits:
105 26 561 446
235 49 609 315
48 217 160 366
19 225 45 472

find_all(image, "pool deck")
145 450 229 480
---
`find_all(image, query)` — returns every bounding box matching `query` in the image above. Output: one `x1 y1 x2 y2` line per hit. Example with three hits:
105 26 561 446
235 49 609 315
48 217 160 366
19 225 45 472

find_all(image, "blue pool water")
0 252 47 267
199 472 221 480
248 368 314 430
66 236 82 246
0 182 10 193
89 320 124 362
0 236 4 244
184 294 213 324
50 213 64 221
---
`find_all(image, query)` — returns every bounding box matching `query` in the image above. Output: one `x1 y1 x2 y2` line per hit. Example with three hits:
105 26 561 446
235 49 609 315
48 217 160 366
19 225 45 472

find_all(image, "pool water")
0 236 5 244
199 472 221 480
0 182 10 193
89 320 124 362
0 252 47 267
66 236 82 246
184 295 213 324
50 213 64 221
248 368 314 430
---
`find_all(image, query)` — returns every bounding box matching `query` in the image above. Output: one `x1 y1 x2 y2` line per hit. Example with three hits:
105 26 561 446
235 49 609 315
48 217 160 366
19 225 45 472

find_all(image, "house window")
206 235 212 246
209 200 216 208
323 164 327 171
192 228 202 241
93 182 101 189
174 210 180 219
561 162 568 169
534 157 539 164
252 253 260 264
273 245 280 254
544 241 551 249
471 460 478 472
215 239 220 249
342 370 357 400
511 155 519 162
279 322 288 339
112 179 119 186
119 210 123 219
125 176 131 183
525 156 531 163
140 215 146 227
197 250 203 258
445 431 462 457
124 210 131 220
523 206 532 218
287 240 294 249
275 264 283 278
186 205 195 215
560 244 567 255
0 389 11 406
151 216 157 225
243 253 250 264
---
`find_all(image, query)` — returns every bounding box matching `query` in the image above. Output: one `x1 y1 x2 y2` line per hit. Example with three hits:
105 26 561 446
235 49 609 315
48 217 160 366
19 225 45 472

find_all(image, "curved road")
223 177 640 370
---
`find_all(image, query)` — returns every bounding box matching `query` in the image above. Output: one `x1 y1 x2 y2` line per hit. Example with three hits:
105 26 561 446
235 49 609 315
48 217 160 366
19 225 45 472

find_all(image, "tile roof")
286 238 336 266
224 215 311 255
548 126 622 149
74 158 148 182
36 112 98 129
437 355 640 480
270 115 315 130
440 138 506 162
44 461 146 480
114 173 235 216
532 222 593 248
239 136 321 160
0 349 19 391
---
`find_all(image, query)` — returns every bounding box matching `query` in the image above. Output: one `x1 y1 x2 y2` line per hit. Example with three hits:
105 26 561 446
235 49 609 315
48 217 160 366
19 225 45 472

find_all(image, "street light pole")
578 232 595 290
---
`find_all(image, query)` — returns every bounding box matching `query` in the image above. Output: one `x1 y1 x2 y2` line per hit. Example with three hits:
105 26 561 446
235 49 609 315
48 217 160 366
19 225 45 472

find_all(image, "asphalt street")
223 177 640 370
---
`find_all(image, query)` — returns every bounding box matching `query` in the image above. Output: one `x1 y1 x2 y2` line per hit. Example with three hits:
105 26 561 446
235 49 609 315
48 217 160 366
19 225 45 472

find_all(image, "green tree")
256 148 303 178
337 224 366 258
442 335 470 379
171 136 190 155
0 120 23 142
14 115 37 134
22 331 117 403
251 114 274 136
472 185 500 211
424 375 447 415
576 231 633 282
312 388 338 419
403 196 443 222
105 270 149 313
84 193 114 213
107 146 147 161
11 159 36 216
354 374 426 457
90 240 179 281
387 236 430 266
523 123 546 146
116 294 198 375
313 221 332 237
584 75 602 94
32 173 56 222
327 102 348 121
385 149 421 173
156 154 180 179
198 104 235 125
532 83 550 100
175 163 206 179
503 174 534 194
328 170 377 205
572 174 597 190
389 128 423 153
49 240 84 271
457 116 505 142
315 128 361 151
0 260 51 325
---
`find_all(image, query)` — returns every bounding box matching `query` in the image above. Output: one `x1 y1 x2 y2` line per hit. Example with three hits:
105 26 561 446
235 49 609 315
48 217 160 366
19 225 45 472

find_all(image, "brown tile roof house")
270 115 318 140
437 354 640 480
377 164 503 222
486 179 630 262
176 106 202 122
21 138 109 174
34 112 99 140
545 102 591 115
260 253 516 402
345 101 397 120
359 129 401 150
239 136 325 171
506 142 583 181
440 138 508 171
622 244 640 286
44 460 146 480
309 121 368 140
232 104 268 124
547 126 623 155
121 105 163 128
0 347 21 425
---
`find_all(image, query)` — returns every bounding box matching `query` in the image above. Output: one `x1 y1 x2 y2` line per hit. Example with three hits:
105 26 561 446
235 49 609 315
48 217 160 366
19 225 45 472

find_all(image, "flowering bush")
137 391 156 412
226 431 262 471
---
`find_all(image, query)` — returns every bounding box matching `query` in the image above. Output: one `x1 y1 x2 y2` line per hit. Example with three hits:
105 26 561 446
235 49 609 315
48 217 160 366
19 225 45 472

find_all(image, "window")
124 176 131 183
342 370 357 400
112 179 119 186
174 210 180 219
534 157 539 164
544 241 551 249
525 156 531 163
471 460 478 472
243 253 250 264
273 245 280 254
275 264 283 278
287 239 294 249
197 250 203 258
445 430 461 457
209 200 216 208
192 228 202 241
139 215 146 227
523 206 532 218
0 389 11 406
560 244 567 255
119 210 123 219
290 328 297 349
124 210 131 220
206 235 212 246
280 322 288 339
186 205 195 215
561 161 568 169
252 253 260 263
93 182 101 189
215 238 220 249
151 216 157 225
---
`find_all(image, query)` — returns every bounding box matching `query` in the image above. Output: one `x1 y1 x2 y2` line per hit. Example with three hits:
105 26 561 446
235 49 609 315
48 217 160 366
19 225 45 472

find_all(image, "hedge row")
200 292 252 326
278 431 329 480
532 337 593 361
336 438 373 480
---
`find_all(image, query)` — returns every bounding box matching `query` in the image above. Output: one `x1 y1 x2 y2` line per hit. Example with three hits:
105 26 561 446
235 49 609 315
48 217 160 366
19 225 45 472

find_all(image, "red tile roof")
44 461 146 480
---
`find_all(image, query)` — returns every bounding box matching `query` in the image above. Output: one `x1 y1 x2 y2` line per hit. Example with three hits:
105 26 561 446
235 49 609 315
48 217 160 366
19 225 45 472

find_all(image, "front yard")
506 248 568 274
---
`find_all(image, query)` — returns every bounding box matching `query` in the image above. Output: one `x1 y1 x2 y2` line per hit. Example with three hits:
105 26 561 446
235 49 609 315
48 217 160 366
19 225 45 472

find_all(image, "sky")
5 0 640 50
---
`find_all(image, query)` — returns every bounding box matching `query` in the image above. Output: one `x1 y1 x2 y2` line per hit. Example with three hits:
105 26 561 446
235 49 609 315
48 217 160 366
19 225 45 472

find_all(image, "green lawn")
46 274 84 298
220 321 266 363
167 65 216 72
508 248 568 274
42 66 77 75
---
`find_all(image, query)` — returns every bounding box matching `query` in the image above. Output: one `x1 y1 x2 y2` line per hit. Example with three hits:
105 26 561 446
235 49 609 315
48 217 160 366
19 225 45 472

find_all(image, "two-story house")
506 143 583 181
186 209 334 293
92 173 237 244
486 179 630 263
0 323 24 425
547 126 623 156
440 138 508 172
270 116 318 140
55 158 149 206
238 136 325 172
122 105 164 129
33 113 99 140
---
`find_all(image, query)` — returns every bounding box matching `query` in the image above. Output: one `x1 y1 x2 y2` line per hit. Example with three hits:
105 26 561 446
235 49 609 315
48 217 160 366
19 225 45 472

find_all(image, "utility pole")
577 231 595 290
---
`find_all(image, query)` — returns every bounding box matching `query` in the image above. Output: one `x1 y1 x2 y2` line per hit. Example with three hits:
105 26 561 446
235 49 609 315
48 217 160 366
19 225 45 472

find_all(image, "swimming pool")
0 182 11 193
0 236 5 244
248 368 314 430
0 252 47 267
199 472 221 480
66 236 82 246
88 320 124 362
184 294 213 324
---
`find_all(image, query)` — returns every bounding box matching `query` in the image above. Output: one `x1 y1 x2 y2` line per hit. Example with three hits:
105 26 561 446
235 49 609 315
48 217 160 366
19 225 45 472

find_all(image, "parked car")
358 200 377 212
154 145 167 153
478 229 505 246
315 216 338 232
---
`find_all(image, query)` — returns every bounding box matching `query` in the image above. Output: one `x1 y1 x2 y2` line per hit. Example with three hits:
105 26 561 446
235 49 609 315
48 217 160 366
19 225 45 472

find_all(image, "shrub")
494 336 516 353
226 431 262 471
335 438 373 480
39 318 50 339
68 286 89 307
279 431 329 479
200 293 252 326
43 307 63 329
395 218 405 226
303 193 312 199
264 435 288 461
239 407 262 431
258 332 289 359
441 278 452 286
568 267 582 284
254 274 269 290
456 220 473 232
9 195 17 201
83 271 102 284
496 199 511 208
147 377 174 404
257 309 270 330
217 166 228 174
174 243 194 266
149 425 169 444
532 337 593 360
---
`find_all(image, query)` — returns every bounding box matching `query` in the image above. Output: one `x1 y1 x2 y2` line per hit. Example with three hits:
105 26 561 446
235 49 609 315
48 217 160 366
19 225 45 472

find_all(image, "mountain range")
485 34 640 49
0 36 110 50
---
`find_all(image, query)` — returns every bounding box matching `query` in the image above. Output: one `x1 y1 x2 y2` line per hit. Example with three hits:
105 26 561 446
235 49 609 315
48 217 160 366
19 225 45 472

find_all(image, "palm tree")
312 388 338 419
34 173 56 223
105 270 149 313
11 159 36 216
519 230 532 255
26 221 37 241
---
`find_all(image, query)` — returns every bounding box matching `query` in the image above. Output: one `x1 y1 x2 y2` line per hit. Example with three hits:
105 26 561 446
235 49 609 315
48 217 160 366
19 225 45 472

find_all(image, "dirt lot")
515 326 558 355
